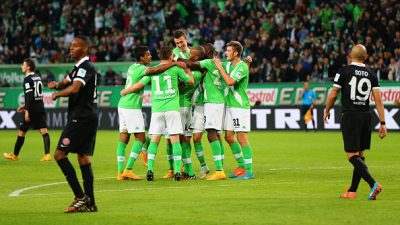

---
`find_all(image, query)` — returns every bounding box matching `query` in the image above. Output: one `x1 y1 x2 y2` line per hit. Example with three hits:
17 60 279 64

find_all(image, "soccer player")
3 58 50 161
117 45 187 181
48 36 98 212
121 46 194 181
213 41 254 180
300 82 316 132
324 44 387 200
173 29 191 60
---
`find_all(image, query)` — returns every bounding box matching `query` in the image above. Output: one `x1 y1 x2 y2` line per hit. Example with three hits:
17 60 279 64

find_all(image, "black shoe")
64 195 90 213
88 205 98 212
146 170 154 181
173 172 181 181
188 174 196 180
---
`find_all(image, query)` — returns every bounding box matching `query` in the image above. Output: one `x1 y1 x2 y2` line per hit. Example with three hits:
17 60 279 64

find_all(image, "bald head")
350 44 368 63
189 46 205 61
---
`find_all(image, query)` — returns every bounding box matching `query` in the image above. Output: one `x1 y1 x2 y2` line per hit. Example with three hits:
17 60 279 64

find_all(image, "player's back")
67 60 98 121
334 62 379 113
24 73 45 113
149 65 186 112
118 63 147 109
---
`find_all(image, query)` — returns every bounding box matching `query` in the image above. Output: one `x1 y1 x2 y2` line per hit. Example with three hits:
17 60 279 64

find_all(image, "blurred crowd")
1 0 400 85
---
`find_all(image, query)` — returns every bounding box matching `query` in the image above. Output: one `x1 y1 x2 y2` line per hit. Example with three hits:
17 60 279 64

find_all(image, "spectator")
104 67 117 86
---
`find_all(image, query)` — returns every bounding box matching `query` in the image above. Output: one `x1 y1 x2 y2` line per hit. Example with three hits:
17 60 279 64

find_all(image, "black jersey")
23 72 45 113
66 56 98 121
333 62 380 112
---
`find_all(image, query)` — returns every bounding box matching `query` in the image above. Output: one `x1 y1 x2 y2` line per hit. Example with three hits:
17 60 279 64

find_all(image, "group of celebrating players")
116 29 254 181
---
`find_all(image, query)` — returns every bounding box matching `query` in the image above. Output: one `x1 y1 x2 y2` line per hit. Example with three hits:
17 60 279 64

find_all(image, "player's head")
189 46 205 61
21 58 35 73
134 45 152 65
202 43 217 59
158 46 173 61
70 35 90 60
226 41 243 61
303 82 309 90
173 29 188 52
349 44 368 63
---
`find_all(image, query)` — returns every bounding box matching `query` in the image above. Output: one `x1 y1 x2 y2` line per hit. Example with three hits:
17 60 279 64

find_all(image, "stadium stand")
0 0 399 84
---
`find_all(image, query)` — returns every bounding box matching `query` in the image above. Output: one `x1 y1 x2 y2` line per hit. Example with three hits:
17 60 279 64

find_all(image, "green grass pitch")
0 130 399 225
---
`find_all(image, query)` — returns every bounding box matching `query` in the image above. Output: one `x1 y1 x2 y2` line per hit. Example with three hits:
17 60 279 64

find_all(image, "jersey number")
153 76 174 95
233 118 240 127
33 81 43 98
348 77 371 101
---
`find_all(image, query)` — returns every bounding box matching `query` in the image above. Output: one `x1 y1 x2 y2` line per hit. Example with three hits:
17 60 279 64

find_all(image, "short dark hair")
158 46 173 60
75 35 91 48
173 29 187 39
202 43 217 59
134 45 149 61
23 58 35 71
227 41 243 57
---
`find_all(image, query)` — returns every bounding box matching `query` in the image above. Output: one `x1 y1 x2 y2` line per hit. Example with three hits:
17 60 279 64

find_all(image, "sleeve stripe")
25 89 33 93
333 84 342 88
372 87 380 90
66 76 71 82
74 78 86 86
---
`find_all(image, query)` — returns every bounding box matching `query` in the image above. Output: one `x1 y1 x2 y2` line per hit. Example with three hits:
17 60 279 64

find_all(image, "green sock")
210 140 223 170
230 141 245 168
220 141 225 166
147 142 158 172
172 142 182 174
182 142 194 176
142 136 151 150
242 145 253 174
125 141 144 169
117 142 126 173
194 142 206 166
166 143 174 170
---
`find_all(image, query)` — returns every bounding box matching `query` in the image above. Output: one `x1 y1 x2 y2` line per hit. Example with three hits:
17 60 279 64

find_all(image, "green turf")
0 130 399 225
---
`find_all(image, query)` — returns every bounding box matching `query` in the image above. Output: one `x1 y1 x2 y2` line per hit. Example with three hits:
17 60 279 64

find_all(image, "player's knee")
134 133 146 143
224 135 235 144
18 130 26 137
54 150 65 161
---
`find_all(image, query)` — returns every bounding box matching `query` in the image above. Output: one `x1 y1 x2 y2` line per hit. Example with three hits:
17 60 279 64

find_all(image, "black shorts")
57 119 98 156
19 111 47 132
301 104 312 116
341 111 371 152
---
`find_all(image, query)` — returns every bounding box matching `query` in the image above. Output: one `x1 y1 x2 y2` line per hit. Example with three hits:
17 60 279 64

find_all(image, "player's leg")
193 131 209 178
122 132 146 180
140 135 150 166
236 132 254 179
182 136 195 179
3 129 26 160
170 134 183 181
217 132 225 166
116 133 130 180
165 111 184 181
163 138 175 178
342 150 364 198
78 153 96 211
39 128 51 161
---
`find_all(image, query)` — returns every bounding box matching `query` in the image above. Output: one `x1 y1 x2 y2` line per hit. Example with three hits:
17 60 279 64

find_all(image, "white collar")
26 72 35 76
350 62 366 67
75 56 89 67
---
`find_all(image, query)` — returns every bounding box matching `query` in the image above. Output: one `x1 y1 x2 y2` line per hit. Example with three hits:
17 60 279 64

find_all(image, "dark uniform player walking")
324 44 387 200
3 58 50 161
48 36 98 212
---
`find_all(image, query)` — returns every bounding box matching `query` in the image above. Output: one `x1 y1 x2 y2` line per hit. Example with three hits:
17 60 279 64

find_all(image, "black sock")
13 136 25 156
348 157 365 192
80 163 95 206
312 119 316 130
42 133 50 154
56 158 85 198
349 155 375 188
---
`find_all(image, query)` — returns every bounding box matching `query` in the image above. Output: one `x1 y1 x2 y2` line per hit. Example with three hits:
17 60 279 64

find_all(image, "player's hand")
51 92 59 100
24 111 30 123
17 105 25 112
379 125 387 139
245 56 253 64
323 111 330 123
213 58 222 68
47 81 58 89
175 61 187 70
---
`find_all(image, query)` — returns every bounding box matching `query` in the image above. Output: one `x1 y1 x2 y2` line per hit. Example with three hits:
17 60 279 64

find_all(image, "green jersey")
118 63 147 109
179 70 203 107
173 47 190 60
223 61 250 109
140 65 191 112
199 59 225 104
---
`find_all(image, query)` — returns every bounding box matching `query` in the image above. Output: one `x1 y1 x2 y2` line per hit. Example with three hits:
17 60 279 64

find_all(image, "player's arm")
47 77 71 90
372 88 387 139
121 82 145 96
213 58 236 86
178 58 201 70
52 80 82 100
184 68 194 86
145 61 187 75
323 87 339 123
23 79 34 122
